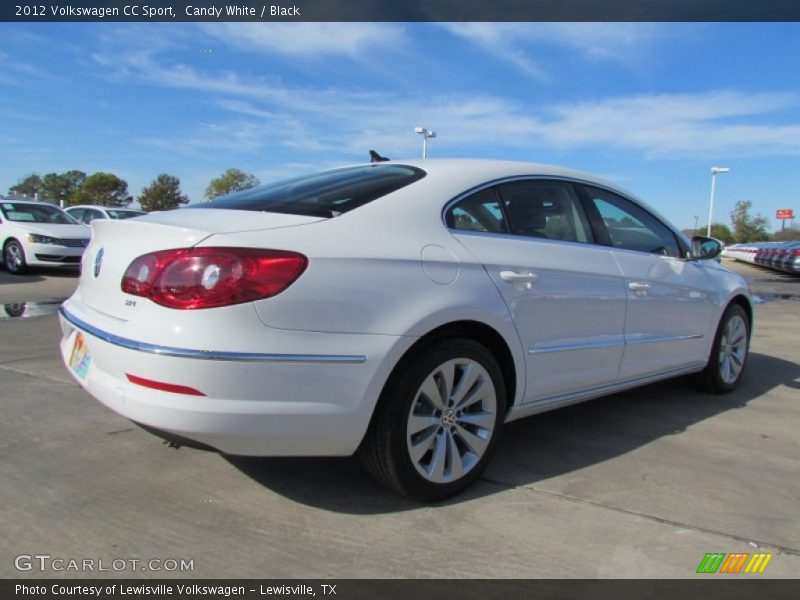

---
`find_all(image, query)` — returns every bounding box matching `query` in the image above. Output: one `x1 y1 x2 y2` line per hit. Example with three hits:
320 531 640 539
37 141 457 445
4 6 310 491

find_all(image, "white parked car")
58 160 752 500
65 205 145 225
1 200 91 274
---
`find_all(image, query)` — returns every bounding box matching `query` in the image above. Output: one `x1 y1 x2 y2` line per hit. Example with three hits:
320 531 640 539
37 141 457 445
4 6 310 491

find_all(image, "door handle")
628 282 651 292
500 271 538 287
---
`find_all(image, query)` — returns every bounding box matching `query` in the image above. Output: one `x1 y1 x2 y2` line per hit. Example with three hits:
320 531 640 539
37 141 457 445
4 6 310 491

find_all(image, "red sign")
776 209 794 219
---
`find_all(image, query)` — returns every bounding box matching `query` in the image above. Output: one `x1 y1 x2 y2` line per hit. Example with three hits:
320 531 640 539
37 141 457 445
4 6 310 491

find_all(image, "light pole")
694 215 699 233
414 127 436 158
707 167 730 237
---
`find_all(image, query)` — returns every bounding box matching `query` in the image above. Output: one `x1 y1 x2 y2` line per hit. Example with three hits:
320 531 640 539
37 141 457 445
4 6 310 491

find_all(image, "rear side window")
445 188 508 233
197 164 426 218
107 210 144 219
497 180 593 243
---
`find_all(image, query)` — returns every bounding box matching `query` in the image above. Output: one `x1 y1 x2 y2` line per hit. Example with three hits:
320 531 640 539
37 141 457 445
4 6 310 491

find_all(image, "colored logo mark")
696 552 773 574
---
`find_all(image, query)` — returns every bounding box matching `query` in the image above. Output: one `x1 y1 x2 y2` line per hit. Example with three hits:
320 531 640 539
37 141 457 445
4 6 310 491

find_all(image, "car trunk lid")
78 209 323 320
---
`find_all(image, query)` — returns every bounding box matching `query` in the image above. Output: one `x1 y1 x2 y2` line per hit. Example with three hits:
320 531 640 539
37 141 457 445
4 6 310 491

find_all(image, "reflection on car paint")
0 300 65 319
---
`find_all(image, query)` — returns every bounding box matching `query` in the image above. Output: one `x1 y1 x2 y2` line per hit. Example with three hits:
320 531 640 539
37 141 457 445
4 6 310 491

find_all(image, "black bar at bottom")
3 579 800 600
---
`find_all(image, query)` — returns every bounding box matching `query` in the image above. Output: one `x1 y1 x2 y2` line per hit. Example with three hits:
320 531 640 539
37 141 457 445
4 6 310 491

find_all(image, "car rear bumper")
58 304 410 456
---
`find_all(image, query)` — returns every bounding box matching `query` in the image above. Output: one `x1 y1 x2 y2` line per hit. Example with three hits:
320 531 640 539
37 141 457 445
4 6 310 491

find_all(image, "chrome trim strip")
59 306 367 364
528 333 702 354
529 336 625 354
625 333 703 345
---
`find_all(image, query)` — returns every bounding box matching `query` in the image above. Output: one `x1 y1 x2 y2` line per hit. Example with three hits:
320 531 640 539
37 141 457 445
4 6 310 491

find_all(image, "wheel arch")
380 319 522 415
727 294 753 338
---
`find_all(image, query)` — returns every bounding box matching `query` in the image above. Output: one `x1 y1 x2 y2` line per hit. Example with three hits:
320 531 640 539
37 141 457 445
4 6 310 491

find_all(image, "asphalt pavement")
0 259 797 578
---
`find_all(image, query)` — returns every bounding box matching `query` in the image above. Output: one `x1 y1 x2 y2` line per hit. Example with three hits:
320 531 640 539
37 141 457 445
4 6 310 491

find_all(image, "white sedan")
58 160 752 501
1 200 91 274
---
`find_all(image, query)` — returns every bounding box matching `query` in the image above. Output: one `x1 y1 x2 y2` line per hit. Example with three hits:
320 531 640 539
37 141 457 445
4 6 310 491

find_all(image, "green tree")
41 170 86 205
688 223 734 244
138 174 189 212
204 168 260 200
8 173 42 198
71 172 132 207
730 200 769 243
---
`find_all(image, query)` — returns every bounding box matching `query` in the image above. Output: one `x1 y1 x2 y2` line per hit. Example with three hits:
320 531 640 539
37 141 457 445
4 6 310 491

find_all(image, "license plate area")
68 331 91 380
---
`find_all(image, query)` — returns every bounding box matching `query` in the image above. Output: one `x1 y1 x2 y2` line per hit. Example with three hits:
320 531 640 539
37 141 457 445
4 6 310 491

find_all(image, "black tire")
690 304 750 394
358 337 506 502
3 239 28 275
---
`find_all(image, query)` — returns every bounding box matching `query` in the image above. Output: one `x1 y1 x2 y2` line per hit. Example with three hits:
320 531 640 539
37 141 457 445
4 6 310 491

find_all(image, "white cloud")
91 27 800 162
535 91 800 158
200 23 407 58
442 23 674 78
157 83 800 162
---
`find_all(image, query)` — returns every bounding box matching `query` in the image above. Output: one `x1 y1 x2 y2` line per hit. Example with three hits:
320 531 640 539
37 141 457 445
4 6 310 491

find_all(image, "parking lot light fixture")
414 127 437 158
707 167 730 237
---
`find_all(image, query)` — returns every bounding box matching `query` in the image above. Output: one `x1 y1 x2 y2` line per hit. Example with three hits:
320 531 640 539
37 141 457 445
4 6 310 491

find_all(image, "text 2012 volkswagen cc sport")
59 160 752 501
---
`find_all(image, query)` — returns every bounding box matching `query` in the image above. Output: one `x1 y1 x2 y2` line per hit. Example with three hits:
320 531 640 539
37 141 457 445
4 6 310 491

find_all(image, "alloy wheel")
718 314 747 385
5 243 23 272
406 358 497 484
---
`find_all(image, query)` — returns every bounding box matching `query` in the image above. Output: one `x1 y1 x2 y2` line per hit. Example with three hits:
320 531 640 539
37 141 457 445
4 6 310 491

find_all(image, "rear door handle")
628 282 651 292
500 271 538 288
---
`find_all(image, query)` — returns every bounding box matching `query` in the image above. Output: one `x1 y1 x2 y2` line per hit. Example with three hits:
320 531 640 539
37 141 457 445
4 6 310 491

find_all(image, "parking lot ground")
0 267 80 304
0 260 798 578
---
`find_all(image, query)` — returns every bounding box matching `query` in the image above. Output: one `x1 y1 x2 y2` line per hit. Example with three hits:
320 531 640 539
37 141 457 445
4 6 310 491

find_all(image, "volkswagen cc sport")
59 160 752 501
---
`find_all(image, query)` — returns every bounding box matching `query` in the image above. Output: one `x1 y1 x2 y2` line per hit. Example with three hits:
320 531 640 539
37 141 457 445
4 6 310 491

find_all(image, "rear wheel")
3 239 28 274
691 304 749 394
359 338 506 502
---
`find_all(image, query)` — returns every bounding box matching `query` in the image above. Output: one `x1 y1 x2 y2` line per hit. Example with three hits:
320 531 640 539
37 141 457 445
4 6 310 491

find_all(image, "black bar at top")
3 0 800 22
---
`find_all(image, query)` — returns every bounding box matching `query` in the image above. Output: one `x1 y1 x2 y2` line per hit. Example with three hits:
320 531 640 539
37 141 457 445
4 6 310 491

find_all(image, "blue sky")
1 22 799 230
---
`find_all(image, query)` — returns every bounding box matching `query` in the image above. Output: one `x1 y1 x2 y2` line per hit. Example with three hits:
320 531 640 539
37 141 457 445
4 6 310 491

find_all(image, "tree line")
683 200 799 243
5 168 261 213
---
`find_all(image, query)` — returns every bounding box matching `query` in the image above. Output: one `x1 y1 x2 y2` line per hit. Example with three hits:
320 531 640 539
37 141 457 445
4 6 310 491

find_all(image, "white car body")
1 200 91 270
58 160 751 470
65 205 146 225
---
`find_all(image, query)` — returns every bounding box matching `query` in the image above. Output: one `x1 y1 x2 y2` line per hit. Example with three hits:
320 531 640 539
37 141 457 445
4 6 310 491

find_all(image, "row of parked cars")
723 240 800 274
0 199 144 274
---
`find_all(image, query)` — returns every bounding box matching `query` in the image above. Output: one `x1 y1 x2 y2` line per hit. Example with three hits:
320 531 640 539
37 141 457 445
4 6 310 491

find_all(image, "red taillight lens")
793 250 800 257
121 247 307 309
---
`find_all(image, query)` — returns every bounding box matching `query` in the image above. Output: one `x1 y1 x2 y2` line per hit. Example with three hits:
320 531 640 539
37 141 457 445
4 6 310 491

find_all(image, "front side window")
497 180 593 243
445 188 508 233
584 186 681 257
83 210 103 224
197 164 426 218
66 208 85 222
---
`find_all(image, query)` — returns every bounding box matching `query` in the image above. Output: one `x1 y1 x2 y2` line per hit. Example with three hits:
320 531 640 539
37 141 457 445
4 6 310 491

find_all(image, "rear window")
195 164 426 218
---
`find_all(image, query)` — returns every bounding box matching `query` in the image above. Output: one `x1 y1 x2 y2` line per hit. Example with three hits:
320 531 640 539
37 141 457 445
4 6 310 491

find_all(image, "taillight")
793 250 800 257
121 247 307 309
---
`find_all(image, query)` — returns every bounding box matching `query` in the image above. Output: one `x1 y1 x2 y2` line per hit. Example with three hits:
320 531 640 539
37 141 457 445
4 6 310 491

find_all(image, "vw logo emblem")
94 248 104 278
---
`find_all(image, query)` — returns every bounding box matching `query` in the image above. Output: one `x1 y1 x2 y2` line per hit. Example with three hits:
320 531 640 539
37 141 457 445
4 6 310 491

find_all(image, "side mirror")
691 236 723 260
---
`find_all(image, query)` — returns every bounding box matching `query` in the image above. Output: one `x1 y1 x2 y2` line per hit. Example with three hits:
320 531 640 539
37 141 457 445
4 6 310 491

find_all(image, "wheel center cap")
442 409 456 428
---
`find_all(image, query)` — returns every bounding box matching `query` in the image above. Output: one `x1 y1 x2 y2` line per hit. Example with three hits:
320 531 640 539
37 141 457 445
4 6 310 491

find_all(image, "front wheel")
359 338 506 502
4 239 28 274
691 304 750 394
